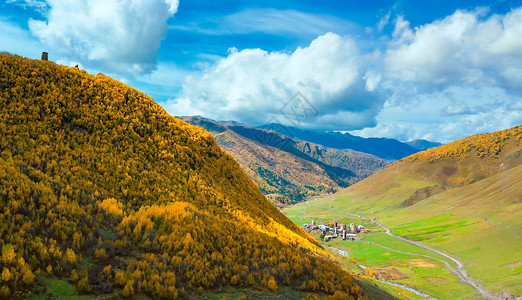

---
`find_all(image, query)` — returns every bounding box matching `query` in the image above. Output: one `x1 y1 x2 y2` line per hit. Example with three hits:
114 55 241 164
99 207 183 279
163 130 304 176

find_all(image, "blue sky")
1 0 522 143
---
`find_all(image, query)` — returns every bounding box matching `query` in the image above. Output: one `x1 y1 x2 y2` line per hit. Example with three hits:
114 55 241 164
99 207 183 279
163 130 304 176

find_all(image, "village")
302 218 364 242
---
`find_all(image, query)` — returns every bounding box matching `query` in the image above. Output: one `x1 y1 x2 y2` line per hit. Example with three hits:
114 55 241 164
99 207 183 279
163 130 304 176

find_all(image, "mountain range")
182 116 391 206
183 117 444 207
259 123 423 160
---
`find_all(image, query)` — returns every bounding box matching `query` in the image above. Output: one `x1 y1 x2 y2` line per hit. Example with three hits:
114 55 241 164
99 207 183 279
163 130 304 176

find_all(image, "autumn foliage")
0 53 366 299
405 126 522 163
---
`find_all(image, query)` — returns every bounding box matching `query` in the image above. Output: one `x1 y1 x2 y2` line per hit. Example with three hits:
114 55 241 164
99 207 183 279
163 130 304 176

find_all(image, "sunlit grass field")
294 163 522 296
284 200 482 299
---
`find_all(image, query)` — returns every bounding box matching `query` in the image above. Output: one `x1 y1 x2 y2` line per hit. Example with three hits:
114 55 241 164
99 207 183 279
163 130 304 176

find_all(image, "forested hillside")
0 53 366 299
405 126 521 162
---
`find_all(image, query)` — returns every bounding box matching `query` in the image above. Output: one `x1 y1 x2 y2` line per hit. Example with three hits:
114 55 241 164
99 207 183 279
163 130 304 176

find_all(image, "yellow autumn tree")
267 275 278 292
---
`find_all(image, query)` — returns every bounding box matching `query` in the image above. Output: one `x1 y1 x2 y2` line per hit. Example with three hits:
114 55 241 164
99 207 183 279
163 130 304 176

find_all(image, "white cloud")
440 104 473 115
364 70 382 92
350 7 522 143
353 107 522 143
386 7 522 91
166 32 383 130
377 11 391 32
168 8 361 37
223 9 360 36
28 0 179 75
163 7 522 141
350 86 522 143
6 0 47 12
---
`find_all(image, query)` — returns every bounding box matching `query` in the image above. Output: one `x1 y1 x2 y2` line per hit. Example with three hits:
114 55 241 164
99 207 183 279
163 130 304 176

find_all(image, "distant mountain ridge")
259 123 421 160
182 116 389 206
406 139 443 150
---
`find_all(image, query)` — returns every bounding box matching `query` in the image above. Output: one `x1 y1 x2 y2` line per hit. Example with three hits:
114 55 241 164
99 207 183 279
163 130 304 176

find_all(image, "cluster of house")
302 219 364 242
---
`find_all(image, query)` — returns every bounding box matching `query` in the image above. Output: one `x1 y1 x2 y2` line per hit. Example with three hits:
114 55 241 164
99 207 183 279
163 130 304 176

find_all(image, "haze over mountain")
322 125 522 296
406 139 443 151
182 116 389 206
0 53 368 299
259 123 421 160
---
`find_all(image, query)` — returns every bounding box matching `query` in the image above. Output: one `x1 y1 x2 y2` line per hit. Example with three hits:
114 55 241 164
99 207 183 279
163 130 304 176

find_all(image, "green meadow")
284 199 482 299
295 166 522 297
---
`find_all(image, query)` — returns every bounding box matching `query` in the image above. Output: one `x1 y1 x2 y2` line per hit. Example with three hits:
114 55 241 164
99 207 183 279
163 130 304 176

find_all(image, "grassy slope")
307 127 522 296
384 164 522 294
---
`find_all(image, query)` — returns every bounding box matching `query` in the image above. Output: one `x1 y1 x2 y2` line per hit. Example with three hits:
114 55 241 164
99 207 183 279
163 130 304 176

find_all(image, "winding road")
305 201 497 299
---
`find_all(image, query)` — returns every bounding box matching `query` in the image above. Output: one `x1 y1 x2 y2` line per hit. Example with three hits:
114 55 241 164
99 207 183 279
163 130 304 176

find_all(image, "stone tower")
41 52 48 61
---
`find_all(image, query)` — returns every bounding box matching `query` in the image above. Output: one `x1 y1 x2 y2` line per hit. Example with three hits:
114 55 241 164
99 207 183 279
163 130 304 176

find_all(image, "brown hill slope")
182 116 389 205
0 53 366 299
214 129 340 206
294 141 390 179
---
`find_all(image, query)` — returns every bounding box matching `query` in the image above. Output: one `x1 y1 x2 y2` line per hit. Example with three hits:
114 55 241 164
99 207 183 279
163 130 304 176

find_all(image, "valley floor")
283 199 497 300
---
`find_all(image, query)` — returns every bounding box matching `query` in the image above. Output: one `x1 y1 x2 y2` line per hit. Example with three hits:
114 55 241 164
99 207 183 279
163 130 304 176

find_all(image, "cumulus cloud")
28 0 179 75
386 7 522 91
166 33 383 130
166 7 522 141
349 7 522 143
